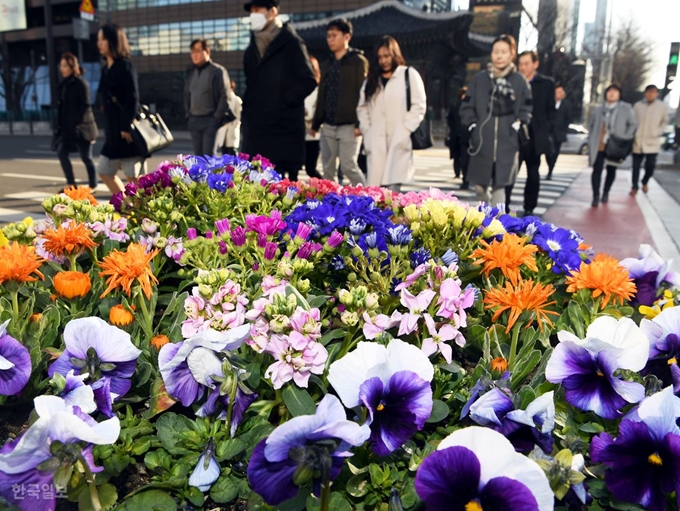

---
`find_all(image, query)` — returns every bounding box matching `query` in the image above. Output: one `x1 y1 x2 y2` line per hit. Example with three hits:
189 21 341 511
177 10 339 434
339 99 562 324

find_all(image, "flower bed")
1 153 679 511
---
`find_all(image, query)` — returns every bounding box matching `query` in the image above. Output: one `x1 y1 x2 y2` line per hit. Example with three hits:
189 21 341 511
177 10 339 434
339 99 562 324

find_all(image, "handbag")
604 134 633 164
518 123 531 149
404 67 433 150
130 105 175 156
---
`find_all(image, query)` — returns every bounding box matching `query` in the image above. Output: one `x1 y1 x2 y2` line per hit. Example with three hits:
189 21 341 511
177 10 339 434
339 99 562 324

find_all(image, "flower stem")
11 290 19 321
136 291 154 341
508 322 522 369
225 375 239 436
319 460 331 511
77 453 102 511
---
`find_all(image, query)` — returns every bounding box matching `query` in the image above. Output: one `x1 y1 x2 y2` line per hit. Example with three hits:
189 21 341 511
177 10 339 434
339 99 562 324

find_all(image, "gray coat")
460 69 532 187
587 101 637 166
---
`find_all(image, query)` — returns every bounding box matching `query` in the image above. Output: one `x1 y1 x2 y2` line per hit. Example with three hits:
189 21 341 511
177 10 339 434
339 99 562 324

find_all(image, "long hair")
309 55 321 84
99 23 131 60
364 35 405 101
61 52 83 77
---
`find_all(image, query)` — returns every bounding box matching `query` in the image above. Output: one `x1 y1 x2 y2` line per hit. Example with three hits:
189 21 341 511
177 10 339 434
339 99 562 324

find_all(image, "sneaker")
630 188 638 196
642 184 649 193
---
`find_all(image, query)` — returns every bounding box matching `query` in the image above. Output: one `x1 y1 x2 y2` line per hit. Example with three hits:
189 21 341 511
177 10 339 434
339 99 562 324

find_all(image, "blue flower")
441 249 459 266
641 307 680 392
546 317 649 419
330 254 345 271
247 394 370 506
206 172 233 192
349 218 368 235
385 225 412 246
328 339 434 456
620 244 680 306
189 437 220 492
0 320 31 397
414 427 554 511
410 247 432 269
591 387 680 511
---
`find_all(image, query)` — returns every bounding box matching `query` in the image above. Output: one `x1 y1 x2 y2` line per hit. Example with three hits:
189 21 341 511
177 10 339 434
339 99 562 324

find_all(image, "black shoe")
460 182 470 190
592 194 600 207
601 191 609 203
546 172 553 181
522 209 534 217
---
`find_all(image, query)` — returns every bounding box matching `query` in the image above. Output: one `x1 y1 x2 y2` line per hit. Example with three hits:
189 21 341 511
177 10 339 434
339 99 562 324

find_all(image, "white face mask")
250 12 268 32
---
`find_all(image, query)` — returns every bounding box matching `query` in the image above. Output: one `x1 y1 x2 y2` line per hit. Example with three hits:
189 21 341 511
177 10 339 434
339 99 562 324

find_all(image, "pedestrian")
631 84 667 195
460 34 532 206
356 35 426 191
547 84 572 180
220 80 243 156
54 52 98 191
446 86 470 189
184 38 232 157
96 23 146 194
587 84 637 207
241 0 316 182
505 50 554 216
303 56 323 179
310 18 368 186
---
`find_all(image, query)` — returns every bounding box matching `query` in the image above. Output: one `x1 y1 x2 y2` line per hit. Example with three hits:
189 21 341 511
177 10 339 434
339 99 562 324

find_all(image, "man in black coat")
505 51 555 216
547 85 572 180
241 0 317 182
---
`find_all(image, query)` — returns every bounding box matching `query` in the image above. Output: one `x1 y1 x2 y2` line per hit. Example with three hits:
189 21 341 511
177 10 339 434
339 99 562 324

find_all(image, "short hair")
60 52 83 77
327 18 352 36
99 23 131 60
190 38 209 51
519 50 539 63
605 84 622 96
491 34 517 56
645 84 659 92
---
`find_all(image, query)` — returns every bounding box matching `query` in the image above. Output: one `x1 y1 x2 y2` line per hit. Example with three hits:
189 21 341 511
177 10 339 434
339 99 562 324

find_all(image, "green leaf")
306 493 353 511
184 486 204 507
517 386 536 410
438 361 464 374
426 399 449 423
281 384 316 417
319 328 347 346
133 361 152 388
215 438 246 461
346 473 369 497
368 464 386 486
130 438 153 456
210 474 239 504
155 413 196 455
120 490 178 511
580 422 605 433
510 350 542 390
144 377 177 419
246 362 261 388
78 483 117 511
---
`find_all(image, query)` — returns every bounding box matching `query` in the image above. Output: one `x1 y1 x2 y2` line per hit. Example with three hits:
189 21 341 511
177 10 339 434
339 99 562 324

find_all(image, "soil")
0 403 32 446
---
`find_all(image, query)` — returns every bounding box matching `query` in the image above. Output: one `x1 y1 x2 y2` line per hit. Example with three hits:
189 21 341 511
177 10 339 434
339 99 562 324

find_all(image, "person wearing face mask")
241 0 317 182
586 84 637 207
460 34 532 207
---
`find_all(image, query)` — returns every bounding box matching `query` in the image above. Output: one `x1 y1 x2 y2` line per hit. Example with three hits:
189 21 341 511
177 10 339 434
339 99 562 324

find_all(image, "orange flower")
62 185 98 205
29 313 43 323
471 233 538 286
53 271 91 299
42 222 97 257
491 357 508 373
0 242 45 285
151 334 170 349
109 304 135 326
565 253 636 309
99 243 160 299
483 279 559 333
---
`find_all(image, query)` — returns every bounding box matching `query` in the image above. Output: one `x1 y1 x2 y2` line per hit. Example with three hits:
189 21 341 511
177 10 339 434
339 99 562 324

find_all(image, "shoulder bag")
404 68 433 150
604 135 633 164
130 105 175 156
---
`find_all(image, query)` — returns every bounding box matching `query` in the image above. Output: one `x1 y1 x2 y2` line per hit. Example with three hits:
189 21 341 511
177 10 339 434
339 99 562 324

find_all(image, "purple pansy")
48 317 141 398
546 316 649 419
620 244 680 306
641 306 680 392
0 320 31 396
247 394 370 506
591 387 680 511
414 426 553 511
328 339 434 456
189 438 220 492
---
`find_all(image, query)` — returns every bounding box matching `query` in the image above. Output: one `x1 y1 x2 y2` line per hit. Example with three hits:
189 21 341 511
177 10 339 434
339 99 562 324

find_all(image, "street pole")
43 0 59 116
1 33 13 134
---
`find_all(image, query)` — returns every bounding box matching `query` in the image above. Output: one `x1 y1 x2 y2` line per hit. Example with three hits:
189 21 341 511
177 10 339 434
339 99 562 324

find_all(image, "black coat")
241 24 316 170
553 100 572 143
56 75 98 150
446 100 469 159
527 72 556 155
98 58 141 160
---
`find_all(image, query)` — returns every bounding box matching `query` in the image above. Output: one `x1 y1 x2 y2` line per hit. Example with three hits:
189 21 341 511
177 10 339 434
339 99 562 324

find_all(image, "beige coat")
633 99 667 154
357 66 426 186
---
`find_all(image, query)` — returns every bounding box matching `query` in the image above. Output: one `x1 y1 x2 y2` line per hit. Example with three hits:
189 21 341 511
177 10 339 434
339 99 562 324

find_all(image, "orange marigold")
151 334 170 349
483 279 559 333
109 304 135 326
491 356 508 373
565 253 636 309
29 313 43 323
99 243 160 299
42 222 97 257
62 185 98 205
471 233 539 285
53 271 92 299
0 242 45 285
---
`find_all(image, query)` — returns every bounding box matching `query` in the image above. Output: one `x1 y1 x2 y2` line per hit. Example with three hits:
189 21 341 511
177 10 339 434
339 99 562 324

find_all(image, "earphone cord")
467 81 499 157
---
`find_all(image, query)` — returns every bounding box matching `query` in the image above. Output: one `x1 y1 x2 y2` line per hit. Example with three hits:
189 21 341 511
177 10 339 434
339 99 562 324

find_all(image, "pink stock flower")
421 313 464 364
248 317 271 353
289 307 322 342
362 311 403 340
436 279 476 328
245 210 286 236
399 289 437 336
262 277 288 297
264 334 328 389
395 263 429 292
394 188 459 207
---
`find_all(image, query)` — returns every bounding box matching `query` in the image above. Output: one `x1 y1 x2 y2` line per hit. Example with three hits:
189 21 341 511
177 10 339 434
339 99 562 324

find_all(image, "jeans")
188 115 220 157
631 153 657 189
57 137 97 188
320 124 365 185
592 151 618 197
304 140 322 179
505 143 541 212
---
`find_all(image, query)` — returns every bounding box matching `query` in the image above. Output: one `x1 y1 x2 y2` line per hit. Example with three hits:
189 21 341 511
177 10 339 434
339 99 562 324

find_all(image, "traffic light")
665 42 680 90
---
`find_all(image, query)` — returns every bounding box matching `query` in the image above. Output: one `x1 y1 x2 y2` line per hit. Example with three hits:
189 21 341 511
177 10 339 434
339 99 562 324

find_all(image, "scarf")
487 62 516 79
254 17 283 59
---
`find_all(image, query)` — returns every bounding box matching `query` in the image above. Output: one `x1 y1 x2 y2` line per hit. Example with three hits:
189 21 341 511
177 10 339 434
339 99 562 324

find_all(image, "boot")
592 192 600 207
601 190 609 203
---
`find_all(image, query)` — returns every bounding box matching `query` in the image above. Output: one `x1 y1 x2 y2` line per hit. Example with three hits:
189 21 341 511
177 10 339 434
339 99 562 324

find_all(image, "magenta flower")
215 218 230 235
264 333 328 389
230 226 246 246
295 223 313 241
326 230 345 249
164 237 185 263
264 242 278 260
421 313 464 363
399 289 436 336
246 210 286 236
186 228 198 240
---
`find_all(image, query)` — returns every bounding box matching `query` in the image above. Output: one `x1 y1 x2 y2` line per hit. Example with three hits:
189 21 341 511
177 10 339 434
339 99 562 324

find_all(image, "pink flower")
289 307 322 342
211 306 246 331
245 297 270 322
181 317 206 338
421 313 464 364
395 263 430 292
184 292 206 319
436 279 476 328
398 289 436 336
362 312 403 340
245 210 286 236
264 334 328 389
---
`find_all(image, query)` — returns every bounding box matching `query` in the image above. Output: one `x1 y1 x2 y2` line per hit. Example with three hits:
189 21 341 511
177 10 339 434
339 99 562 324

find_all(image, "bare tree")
610 18 654 103
0 65 38 112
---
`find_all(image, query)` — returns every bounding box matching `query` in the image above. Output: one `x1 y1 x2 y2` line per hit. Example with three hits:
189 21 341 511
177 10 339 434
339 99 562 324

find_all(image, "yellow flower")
0 242 45 285
403 204 420 222
0 229 8 247
482 219 506 238
565 253 636 309
99 243 160 299
639 290 676 320
483 279 559 333
109 304 135 326
22 216 34 227
472 233 539 286
451 204 468 229
463 209 485 229
53 271 92 299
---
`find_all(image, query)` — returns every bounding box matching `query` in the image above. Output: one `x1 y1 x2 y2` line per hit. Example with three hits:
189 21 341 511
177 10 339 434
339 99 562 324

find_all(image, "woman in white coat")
357 36 426 190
